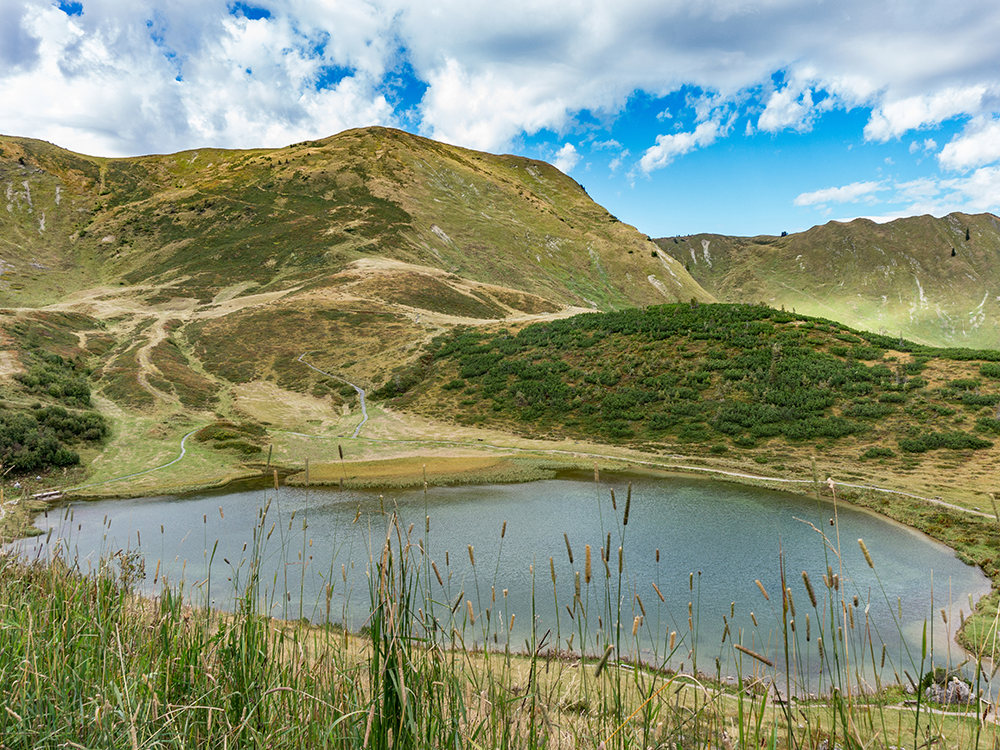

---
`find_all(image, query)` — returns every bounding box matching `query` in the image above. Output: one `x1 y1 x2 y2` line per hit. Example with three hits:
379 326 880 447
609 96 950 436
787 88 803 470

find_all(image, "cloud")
416 57 572 151
864 86 997 142
2 0 1000 160
793 181 883 206
938 116 1000 171
638 120 722 173
895 177 940 201
909 138 937 154
0 0 42 70
940 166 1000 210
757 82 815 133
802 172 1000 222
552 143 580 173
608 148 629 174
0 0 398 155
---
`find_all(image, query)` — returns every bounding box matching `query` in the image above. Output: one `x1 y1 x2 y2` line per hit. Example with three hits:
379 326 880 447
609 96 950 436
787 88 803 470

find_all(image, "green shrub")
0 405 109 473
861 446 895 459
898 431 993 453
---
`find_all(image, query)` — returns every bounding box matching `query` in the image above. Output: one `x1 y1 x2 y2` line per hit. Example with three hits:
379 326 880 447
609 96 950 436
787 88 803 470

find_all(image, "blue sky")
3 1 1000 237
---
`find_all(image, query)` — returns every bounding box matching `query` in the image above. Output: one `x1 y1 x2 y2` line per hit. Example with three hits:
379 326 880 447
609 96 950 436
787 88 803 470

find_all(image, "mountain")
0 126 714 492
0 127 708 310
654 213 1000 349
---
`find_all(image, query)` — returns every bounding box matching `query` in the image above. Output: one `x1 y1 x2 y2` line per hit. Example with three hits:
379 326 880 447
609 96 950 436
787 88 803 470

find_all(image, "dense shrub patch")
0 405 108 472
898 431 993 453
14 352 93 408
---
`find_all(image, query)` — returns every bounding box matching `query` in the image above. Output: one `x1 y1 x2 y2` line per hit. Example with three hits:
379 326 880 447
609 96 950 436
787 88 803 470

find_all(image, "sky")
3 0 1000 238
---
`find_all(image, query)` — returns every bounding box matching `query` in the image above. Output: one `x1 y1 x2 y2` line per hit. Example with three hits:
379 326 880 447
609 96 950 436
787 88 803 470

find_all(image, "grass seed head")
859 538 874 568
755 579 769 601
432 561 444 587
652 581 665 602
595 644 615 677
802 571 817 608
734 644 774 668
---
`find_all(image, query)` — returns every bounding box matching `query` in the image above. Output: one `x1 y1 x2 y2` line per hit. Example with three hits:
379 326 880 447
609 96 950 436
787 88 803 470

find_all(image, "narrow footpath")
296 352 369 438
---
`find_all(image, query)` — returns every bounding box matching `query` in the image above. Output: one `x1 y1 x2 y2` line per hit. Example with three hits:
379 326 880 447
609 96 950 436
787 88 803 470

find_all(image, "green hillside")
5 127 1000 508
0 127 708 309
655 213 1000 348
385 302 1000 500
0 127 715 487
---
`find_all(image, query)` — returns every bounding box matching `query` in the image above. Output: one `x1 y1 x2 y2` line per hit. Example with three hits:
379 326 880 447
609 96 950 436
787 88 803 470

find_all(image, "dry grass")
286 455 559 488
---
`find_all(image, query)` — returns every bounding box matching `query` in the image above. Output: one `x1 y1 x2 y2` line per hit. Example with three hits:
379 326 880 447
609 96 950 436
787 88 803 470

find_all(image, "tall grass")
2 475 999 748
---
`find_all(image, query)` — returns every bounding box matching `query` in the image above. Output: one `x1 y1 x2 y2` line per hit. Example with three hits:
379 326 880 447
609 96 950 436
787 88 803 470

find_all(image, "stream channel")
10 471 993 695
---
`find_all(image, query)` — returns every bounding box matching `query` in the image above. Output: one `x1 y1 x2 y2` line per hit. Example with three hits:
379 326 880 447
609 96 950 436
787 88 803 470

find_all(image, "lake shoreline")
8 446 1000 658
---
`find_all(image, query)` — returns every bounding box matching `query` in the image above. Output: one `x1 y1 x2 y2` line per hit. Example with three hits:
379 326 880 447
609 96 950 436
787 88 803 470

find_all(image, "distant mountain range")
655 212 1000 349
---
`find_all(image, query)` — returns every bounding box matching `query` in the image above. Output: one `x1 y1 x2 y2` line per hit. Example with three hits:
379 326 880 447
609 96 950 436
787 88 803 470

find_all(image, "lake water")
10 471 992 694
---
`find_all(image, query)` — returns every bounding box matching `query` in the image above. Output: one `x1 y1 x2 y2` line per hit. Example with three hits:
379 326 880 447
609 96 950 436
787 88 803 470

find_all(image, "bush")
0 407 104 472
898 431 993 453
861 446 895 459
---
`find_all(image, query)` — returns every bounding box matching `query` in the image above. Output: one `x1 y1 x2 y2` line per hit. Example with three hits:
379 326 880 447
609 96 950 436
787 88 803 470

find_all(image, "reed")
1 475 997 750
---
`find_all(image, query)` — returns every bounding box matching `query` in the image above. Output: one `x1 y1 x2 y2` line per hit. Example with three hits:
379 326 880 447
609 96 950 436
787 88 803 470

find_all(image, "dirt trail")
133 315 178 405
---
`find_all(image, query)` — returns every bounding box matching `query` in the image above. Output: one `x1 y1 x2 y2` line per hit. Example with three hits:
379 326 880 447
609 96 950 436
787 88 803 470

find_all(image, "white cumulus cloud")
2 0 1000 162
552 143 580 173
758 82 815 133
938 116 1000 171
793 181 883 206
864 85 998 142
639 120 723 173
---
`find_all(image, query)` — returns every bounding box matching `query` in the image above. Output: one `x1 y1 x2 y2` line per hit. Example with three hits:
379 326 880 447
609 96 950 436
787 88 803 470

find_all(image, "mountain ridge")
655 212 1000 348
0 126 711 310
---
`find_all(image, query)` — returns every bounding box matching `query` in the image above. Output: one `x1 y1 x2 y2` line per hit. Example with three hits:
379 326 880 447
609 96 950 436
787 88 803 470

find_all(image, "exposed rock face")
925 677 974 705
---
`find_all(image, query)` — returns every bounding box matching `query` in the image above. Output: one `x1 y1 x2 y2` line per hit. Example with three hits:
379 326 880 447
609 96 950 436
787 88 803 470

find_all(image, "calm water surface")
12 472 991 692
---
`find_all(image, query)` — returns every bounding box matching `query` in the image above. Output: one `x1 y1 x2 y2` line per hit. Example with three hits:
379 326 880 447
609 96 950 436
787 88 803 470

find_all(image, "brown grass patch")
286 454 557 488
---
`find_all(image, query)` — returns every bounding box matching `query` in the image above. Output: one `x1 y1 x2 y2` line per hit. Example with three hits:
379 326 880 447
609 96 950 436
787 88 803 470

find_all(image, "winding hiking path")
297 352 369 438
36 428 203 497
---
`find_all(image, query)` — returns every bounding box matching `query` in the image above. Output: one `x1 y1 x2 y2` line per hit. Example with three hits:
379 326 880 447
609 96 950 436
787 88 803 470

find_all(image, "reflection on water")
10 472 992 694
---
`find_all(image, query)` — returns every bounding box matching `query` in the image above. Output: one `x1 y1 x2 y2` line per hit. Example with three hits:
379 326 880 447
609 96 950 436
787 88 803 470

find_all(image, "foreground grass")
5 482 1000 749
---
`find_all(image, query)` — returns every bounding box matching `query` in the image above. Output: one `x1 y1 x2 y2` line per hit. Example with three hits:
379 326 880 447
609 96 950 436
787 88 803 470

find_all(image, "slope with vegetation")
1 127 707 310
383 302 1000 501
0 312 109 474
0 126 713 486
655 213 1000 349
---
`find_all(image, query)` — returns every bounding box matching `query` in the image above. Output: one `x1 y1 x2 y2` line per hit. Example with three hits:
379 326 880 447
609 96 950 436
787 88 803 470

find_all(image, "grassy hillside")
655 213 1000 348
0 127 708 310
0 126 714 489
384 302 1000 501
